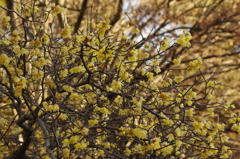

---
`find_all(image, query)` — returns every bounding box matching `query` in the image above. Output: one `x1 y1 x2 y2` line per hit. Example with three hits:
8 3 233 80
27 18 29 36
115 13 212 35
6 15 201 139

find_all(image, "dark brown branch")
73 0 88 34
110 0 123 27
5 0 15 30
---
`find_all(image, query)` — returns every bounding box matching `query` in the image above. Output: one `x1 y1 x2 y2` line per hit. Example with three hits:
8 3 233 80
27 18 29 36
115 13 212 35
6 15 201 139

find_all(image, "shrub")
0 1 238 159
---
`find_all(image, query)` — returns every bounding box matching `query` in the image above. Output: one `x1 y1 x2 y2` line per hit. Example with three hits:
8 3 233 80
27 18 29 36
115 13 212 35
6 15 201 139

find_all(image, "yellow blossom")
174 75 184 83
51 5 65 16
0 54 10 66
101 107 111 114
207 81 215 87
69 136 79 144
58 113 68 120
188 57 203 72
2 15 10 24
132 128 147 139
124 148 131 156
81 127 89 135
63 85 74 93
160 37 170 51
74 142 87 150
62 139 70 146
146 72 154 81
154 67 161 74
61 25 71 38
161 145 173 156
132 28 140 34
62 148 70 158
206 94 213 100
167 133 175 141
41 34 50 44
111 80 122 91
88 119 99 126
176 31 192 47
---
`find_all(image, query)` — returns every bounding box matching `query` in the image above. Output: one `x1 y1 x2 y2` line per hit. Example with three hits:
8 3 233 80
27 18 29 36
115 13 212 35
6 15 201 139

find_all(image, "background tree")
0 0 240 158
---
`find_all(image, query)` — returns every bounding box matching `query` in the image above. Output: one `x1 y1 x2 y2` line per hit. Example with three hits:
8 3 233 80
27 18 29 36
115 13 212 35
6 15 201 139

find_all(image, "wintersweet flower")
174 75 184 83
62 139 70 146
124 148 131 156
207 81 215 87
2 16 10 24
0 54 10 66
74 142 87 150
188 57 203 72
61 25 71 38
176 31 192 47
51 5 65 16
160 37 170 51
69 136 78 144
62 148 70 158
88 120 99 126
132 128 147 139
81 127 89 135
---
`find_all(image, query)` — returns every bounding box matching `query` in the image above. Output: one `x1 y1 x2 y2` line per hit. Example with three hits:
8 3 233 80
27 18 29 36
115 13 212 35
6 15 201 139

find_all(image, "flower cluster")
176 30 192 47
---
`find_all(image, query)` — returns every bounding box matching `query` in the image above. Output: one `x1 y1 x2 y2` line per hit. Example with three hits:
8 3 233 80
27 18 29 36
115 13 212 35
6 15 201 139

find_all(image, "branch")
36 118 56 159
73 0 88 34
110 0 123 27
5 0 15 30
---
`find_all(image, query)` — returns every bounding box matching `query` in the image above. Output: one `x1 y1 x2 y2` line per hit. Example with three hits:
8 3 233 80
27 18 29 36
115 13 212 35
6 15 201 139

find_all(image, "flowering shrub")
0 1 239 159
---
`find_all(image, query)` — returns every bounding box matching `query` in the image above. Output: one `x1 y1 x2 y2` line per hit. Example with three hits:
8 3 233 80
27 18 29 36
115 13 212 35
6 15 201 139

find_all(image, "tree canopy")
0 0 240 158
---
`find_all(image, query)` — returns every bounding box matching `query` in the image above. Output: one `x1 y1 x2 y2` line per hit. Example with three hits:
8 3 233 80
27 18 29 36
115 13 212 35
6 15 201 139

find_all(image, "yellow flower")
174 75 184 83
81 127 89 135
69 136 79 144
124 148 131 156
63 85 74 93
188 57 203 72
132 128 147 139
175 127 183 137
172 59 181 65
161 145 173 156
58 113 68 120
111 80 122 91
52 104 59 112
62 148 70 158
206 136 213 143
160 37 170 51
61 25 71 38
146 72 154 81
88 119 99 126
132 28 140 34
176 31 192 47
206 94 213 100
159 92 169 99
207 81 215 87
2 16 11 24
41 34 50 44
62 139 70 146
185 100 192 106
42 156 51 159
101 107 111 114
30 40 42 47
0 54 10 66
175 140 182 147
51 5 65 16
74 142 87 150
97 149 105 157
154 67 161 74
45 78 56 89
167 133 175 141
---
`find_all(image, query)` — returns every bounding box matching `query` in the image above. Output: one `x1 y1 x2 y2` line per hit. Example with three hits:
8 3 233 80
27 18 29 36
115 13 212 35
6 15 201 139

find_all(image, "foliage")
0 0 240 159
